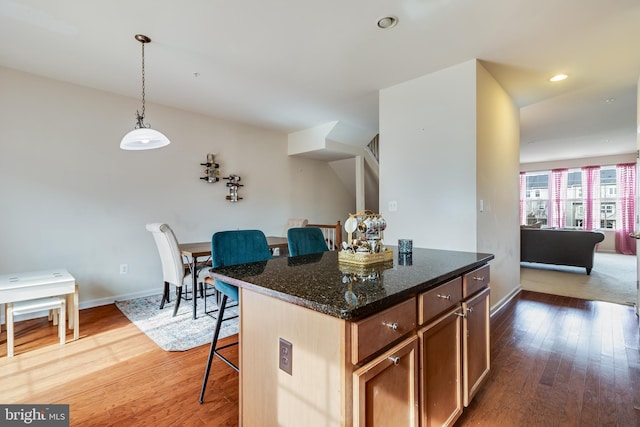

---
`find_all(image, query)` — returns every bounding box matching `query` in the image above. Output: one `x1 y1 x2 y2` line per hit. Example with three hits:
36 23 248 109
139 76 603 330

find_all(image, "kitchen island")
211 247 494 427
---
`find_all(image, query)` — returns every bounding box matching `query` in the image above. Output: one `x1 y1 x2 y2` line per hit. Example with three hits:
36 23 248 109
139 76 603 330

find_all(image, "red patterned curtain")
549 169 567 228
615 163 636 255
581 166 601 230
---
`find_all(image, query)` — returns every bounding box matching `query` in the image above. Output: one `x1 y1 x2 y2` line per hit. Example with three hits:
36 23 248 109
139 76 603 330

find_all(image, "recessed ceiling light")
549 74 568 82
377 16 398 29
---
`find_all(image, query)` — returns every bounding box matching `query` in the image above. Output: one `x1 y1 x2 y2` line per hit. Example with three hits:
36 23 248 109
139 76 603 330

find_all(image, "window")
601 204 614 214
524 173 548 225
599 167 616 229
520 165 628 231
566 171 582 228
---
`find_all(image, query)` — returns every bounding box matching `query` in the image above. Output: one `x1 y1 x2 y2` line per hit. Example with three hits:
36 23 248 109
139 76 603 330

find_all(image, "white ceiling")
1 0 638 164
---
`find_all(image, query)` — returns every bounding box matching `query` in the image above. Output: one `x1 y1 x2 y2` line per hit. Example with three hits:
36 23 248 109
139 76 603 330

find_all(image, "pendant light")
120 34 170 150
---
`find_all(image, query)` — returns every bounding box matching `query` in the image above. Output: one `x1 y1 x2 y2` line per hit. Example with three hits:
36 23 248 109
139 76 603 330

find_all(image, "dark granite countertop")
210 246 494 321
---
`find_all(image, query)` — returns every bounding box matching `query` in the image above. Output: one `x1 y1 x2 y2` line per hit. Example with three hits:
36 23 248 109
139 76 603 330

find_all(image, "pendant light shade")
120 34 170 150
120 127 170 150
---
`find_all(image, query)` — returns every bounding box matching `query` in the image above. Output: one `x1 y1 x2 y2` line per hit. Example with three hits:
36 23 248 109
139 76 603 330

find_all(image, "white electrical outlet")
120 264 128 274
388 201 398 212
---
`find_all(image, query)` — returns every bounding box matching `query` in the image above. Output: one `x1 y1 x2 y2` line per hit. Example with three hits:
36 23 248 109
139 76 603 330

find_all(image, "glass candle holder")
398 239 413 254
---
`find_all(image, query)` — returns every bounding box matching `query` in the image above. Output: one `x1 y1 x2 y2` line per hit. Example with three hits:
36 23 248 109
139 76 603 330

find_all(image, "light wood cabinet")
351 297 417 364
418 266 491 427
418 307 463 427
462 286 490 406
463 264 490 298
418 277 462 324
238 261 490 427
353 336 419 427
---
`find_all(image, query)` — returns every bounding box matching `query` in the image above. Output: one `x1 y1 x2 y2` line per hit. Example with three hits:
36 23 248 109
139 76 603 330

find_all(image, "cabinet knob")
382 321 399 331
473 276 485 282
467 307 474 313
436 294 451 300
388 356 400 366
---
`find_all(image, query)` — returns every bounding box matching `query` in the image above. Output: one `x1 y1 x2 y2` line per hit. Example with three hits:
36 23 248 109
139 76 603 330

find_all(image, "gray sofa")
520 228 605 275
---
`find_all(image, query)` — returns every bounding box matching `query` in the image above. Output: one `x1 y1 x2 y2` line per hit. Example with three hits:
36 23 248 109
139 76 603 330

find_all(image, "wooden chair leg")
199 294 228 404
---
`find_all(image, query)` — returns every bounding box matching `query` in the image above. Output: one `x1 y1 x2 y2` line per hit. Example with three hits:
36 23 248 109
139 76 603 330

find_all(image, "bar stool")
287 226 330 256
199 229 272 403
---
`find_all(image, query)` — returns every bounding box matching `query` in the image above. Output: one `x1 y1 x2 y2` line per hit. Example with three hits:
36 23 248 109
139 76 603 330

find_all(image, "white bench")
0 269 79 341
6 296 66 357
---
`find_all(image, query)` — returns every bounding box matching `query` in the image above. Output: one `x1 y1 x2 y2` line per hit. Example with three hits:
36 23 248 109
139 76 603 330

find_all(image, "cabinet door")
462 286 490 406
418 306 463 427
353 336 419 427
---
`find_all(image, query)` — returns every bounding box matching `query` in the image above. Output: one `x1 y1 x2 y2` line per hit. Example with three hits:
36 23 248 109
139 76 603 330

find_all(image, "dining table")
179 236 288 318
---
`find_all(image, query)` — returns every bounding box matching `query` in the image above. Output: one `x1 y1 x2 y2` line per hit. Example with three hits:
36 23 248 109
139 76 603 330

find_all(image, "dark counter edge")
212 253 495 321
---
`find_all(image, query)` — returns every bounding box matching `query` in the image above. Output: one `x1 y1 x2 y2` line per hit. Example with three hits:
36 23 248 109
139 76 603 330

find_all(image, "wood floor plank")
2 290 639 426
457 291 640 427
0 304 239 426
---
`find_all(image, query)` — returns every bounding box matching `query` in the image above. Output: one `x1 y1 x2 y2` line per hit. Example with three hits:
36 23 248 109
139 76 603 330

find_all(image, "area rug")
521 252 636 306
115 293 238 351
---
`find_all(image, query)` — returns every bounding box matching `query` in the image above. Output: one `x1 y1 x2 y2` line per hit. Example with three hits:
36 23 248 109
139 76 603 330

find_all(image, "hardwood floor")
1 290 638 426
457 291 640 427
0 304 239 426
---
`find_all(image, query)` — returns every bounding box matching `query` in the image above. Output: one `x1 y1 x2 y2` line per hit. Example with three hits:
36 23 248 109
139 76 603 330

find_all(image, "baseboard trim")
490 286 522 318
81 288 160 309
1 288 161 325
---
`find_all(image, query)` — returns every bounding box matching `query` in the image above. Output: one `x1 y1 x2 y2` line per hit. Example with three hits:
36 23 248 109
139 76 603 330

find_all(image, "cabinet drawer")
418 277 462 325
463 265 490 298
351 297 417 365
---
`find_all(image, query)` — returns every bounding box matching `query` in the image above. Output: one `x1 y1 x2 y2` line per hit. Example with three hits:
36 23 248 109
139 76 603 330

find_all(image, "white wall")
379 59 520 309
0 66 354 306
476 62 521 309
328 157 380 213
520 153 636 172
379 60 477 251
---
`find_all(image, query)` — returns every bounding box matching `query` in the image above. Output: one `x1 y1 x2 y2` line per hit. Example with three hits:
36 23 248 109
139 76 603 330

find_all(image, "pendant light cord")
120 33 170 150
140 40 146 120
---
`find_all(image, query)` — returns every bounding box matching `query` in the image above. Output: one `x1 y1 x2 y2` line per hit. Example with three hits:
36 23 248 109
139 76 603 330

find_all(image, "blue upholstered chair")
287 227 330 257
199 229 272 404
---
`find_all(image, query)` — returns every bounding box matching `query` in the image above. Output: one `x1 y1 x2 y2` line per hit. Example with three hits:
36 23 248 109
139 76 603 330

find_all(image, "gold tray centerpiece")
339 210 393 265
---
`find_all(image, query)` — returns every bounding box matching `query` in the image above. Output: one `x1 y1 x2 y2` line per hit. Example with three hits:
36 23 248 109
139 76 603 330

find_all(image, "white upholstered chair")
146 223 209 317
276 218 308 256
282 218 309 237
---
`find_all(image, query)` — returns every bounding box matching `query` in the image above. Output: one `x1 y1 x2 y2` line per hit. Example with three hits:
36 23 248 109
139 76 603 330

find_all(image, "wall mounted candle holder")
200 154 220 183
224 174 243 202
